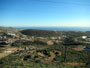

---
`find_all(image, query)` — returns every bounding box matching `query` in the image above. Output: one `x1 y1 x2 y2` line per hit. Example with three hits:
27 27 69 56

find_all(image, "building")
82 36 87 39
6 33 16 38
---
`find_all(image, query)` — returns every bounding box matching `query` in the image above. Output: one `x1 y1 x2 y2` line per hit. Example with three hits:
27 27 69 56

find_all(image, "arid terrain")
0 27 90 68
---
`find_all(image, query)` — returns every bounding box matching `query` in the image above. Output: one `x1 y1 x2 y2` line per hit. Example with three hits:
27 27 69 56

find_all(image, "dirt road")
0 48 18 59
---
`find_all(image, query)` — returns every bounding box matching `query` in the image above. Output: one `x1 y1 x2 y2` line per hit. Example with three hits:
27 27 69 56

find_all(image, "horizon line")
0 26 90 28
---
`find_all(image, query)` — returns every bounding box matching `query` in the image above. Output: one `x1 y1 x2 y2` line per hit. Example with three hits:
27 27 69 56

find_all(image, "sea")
15 27 90 31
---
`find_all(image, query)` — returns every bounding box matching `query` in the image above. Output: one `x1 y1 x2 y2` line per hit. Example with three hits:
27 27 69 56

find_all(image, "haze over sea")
16 27 90 31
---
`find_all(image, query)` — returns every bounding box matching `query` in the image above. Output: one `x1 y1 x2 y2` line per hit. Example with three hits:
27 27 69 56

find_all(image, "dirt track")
0 48 18 59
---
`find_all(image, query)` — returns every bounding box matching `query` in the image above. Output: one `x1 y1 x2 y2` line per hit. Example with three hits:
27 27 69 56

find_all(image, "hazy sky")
0 0 90 27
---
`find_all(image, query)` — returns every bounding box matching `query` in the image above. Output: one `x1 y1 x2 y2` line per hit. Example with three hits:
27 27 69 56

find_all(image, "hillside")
20 29 62 37
0 27 90 68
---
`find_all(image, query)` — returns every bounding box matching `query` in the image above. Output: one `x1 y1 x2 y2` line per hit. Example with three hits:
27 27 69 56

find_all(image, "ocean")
16 27 90 31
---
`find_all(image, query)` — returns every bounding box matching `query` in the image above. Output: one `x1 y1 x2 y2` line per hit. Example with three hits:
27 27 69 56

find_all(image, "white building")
82 36 87 39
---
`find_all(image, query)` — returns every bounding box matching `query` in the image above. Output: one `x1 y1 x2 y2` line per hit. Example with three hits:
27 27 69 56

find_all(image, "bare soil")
0 48 18 59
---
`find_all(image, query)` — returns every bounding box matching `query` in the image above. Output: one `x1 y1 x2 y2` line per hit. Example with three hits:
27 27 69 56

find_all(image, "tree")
62 36 75 62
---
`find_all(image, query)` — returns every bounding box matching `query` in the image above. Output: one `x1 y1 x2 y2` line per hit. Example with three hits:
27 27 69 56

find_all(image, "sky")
0 0 90 27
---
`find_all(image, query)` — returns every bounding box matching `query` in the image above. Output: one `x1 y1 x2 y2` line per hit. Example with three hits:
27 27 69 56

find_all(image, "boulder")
47 40 54 45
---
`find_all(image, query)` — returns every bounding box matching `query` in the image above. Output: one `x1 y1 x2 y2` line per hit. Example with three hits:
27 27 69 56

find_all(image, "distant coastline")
15 27 90 31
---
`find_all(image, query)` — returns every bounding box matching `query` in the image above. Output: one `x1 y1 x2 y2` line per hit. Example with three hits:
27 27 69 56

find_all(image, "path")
0 48 18 59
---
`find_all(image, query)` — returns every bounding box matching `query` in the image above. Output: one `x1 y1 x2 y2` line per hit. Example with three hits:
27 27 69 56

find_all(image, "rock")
37 52 45 57
47 40 54 45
